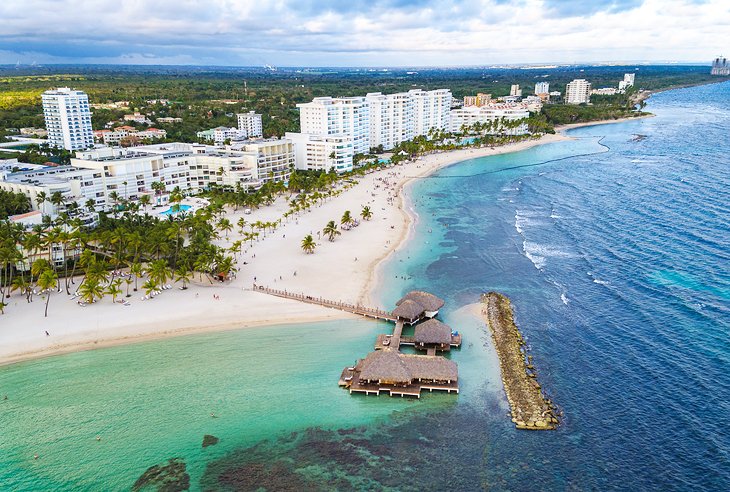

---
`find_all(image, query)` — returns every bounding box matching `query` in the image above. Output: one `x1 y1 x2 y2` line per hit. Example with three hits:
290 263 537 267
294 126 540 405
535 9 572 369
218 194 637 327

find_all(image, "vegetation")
0 189 31 219
0 64 718 139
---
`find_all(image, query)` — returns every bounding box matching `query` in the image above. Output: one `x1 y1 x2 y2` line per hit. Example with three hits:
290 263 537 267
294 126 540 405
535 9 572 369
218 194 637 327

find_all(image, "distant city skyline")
0 0 728 66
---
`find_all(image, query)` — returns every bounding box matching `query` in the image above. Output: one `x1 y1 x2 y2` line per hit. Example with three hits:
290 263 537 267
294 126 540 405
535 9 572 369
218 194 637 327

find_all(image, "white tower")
42 88 94 151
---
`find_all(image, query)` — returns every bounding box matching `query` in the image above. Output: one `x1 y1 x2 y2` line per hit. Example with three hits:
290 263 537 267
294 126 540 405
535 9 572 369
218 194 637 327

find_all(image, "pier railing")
253 284 396 321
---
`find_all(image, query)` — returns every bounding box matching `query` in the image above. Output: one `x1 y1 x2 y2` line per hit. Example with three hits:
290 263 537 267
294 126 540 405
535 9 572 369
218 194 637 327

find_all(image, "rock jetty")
481 292 560 430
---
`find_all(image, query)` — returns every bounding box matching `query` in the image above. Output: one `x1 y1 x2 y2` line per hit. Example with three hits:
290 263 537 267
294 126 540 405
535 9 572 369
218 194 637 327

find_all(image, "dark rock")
202 434 219 448
132 458 190 491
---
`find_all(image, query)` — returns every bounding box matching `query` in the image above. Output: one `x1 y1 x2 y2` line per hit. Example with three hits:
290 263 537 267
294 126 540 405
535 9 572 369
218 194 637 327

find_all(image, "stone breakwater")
481 292 560 430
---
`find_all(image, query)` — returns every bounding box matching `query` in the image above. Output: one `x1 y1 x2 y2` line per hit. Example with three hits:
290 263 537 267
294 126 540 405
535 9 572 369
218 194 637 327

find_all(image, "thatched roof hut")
414 319 452 346
401 355 458 382
391 299 425 322
396 291 445 317
358 351 459 385
359 350 412 384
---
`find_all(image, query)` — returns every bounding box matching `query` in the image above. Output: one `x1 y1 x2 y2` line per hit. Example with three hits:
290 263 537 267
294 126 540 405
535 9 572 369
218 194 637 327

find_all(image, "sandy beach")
0 132 571 365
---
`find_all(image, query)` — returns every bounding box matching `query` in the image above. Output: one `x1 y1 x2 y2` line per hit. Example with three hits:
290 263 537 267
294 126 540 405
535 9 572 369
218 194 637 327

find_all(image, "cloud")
0 0 728 66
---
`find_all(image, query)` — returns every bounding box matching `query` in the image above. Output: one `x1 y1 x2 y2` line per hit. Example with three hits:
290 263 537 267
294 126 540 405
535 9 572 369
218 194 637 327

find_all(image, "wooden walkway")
253 284 396 321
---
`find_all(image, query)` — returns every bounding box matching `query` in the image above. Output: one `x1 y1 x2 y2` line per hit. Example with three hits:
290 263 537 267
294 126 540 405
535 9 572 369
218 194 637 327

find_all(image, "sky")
0 0 728 66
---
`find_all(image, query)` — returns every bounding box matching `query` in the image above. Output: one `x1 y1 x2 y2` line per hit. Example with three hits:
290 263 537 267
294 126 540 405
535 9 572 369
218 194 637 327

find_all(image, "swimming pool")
159 204 191 215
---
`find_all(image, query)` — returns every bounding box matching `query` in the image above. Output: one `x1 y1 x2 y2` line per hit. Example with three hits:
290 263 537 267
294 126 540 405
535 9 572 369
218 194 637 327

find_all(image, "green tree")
301 234 316 254
322 220 341 242
37 268 57 317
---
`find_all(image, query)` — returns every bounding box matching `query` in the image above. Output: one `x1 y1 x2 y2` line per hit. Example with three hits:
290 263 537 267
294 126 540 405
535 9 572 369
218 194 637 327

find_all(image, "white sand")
0 132 569 365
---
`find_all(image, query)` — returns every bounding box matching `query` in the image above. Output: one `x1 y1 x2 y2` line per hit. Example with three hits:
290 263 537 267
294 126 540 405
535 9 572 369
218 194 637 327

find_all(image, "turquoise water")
160 204 191 215
2 81 730 490
0 316 489 490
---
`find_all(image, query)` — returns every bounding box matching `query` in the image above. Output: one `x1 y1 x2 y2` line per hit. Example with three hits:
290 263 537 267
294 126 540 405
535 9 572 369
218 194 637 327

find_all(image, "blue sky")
0 0 727 66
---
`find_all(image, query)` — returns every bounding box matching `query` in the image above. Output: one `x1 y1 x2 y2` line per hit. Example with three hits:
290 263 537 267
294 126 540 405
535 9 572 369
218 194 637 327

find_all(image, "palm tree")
139 194 152 213
149 259 172 287
322 220 341 242
174 265 192 289
217 218 233 237
79 278 105 304
130 262 143 291
301 234 316 254
37 268 58 317
237 217 247 234
341 210 354 228
106 278 123 304
360 206 373 221
0 301 6 314
142 278 158 297
35 191 48 215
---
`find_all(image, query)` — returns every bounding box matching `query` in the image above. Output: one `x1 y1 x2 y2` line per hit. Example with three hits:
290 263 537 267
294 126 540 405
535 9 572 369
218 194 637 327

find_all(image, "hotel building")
450 104 530 135
285 132 354 173
237 111 263 137
565 79 592 104
0 140 293 218
42 87 94 151
535 82 550 95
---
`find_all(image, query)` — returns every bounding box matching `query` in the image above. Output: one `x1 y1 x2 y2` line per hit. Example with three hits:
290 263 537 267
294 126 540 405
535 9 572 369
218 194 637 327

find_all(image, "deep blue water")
376 81 730 490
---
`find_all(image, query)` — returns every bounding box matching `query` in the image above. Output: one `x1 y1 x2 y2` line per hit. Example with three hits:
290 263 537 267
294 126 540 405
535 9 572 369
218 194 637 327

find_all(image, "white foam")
561 293 569 305
593 278 610 286
522 241 574 270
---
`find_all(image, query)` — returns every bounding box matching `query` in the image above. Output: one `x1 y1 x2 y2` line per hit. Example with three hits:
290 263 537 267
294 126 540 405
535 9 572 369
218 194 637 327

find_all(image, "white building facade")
42 87 94 151
450 104 530 135
0 141 294 218
535 82 550 95
297 97 370 155
285 132 354 173
237 111 263 138
565 79 592 104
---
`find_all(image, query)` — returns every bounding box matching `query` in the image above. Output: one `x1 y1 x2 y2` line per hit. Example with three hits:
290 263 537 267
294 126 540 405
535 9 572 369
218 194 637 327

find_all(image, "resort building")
463 93 492 107
413 319 456 353
535 82 550 95
0 140 293 218
565 79 592 104
294 89 452 159
285 132 354 173
94 127 167 146
123 112 152 124
592 87 619 96
42 87 94 151
711 57 729 76
510 84 522 97
196 126 246 145
156 117 183 124
618 73 636 92
297 96 370 155
449 104 530 135
237 111 263 138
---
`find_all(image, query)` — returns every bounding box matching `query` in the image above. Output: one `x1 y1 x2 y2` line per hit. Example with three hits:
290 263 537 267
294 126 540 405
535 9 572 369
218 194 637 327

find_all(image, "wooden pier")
253 284 396 321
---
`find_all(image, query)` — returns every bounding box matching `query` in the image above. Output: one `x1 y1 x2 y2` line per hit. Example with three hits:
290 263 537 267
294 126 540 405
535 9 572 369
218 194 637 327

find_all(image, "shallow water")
2 81 729 490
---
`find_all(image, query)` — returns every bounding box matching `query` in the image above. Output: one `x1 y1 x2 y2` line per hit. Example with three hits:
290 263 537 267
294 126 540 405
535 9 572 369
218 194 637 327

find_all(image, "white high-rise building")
297 97 370 155
535 82 550 95
410 89 452 137
42 88 94 151
286 132 354 173
565 79 592 104
365 92 414 150
510 84 522 97
237 111 263 137
618 73 636 92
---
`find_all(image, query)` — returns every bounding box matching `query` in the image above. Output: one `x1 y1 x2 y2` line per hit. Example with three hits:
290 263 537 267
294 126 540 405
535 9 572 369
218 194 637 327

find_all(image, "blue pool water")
159 204 191 215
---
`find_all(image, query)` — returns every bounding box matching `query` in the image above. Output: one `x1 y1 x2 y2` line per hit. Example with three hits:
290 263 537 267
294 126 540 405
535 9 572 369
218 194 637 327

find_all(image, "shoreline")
0 116 645 367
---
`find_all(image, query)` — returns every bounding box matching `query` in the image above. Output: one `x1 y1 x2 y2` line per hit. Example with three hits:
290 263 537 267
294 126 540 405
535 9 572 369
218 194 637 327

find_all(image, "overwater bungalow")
391 299 425 324
396 291 445 318
413 319 457 352
339 349 459 398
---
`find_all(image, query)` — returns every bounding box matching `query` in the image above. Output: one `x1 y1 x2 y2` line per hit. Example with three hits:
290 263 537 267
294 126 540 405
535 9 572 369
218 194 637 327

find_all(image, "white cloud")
0 0 728 65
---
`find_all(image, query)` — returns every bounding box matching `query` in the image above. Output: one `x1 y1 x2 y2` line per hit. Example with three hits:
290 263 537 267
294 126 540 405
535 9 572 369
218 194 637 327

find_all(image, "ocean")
1 81 729 490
